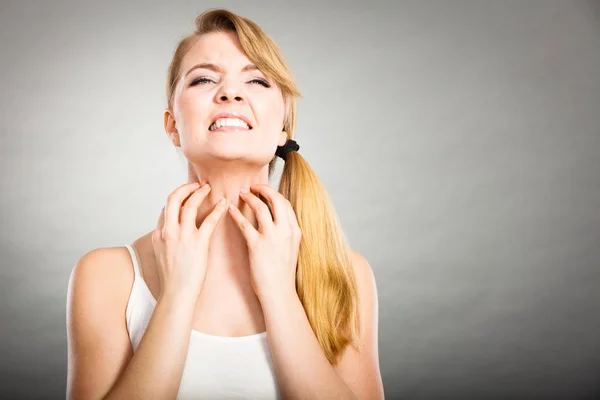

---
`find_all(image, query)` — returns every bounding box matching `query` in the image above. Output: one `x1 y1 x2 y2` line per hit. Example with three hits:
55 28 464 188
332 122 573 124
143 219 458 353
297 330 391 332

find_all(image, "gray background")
1 0 599 399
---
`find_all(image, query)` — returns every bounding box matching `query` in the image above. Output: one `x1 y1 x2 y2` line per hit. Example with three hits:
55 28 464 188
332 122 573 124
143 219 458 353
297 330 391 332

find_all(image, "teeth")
209 117 250 131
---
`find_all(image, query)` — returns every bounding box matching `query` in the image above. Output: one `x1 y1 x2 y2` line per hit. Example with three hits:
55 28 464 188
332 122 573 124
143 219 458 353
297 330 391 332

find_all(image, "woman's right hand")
152 182 228 301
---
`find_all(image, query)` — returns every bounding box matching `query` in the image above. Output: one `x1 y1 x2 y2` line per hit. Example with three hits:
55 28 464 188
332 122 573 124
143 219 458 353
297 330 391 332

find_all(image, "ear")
163 109 181 147
278 130 288 147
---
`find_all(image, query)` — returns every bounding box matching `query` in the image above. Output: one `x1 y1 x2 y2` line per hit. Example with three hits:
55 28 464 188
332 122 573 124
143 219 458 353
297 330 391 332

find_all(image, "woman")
66 8 384 400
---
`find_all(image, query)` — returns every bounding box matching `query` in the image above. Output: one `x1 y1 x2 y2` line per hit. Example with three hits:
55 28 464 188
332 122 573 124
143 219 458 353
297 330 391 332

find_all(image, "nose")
215 80 245 103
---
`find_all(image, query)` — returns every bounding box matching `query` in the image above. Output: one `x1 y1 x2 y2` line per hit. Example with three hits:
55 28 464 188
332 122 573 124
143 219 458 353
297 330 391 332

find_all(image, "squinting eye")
249 78 271 88
191 77 215 86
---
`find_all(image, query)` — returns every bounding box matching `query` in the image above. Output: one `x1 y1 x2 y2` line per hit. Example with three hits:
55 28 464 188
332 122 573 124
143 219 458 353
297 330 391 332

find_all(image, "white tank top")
123 244 282 399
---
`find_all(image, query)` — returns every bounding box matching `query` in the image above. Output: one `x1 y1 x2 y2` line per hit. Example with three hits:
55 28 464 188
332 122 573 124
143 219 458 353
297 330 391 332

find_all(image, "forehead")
182 31 252 72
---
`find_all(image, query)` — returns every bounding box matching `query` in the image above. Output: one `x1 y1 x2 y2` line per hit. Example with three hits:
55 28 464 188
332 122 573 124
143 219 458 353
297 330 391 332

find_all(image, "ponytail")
278 150 362 365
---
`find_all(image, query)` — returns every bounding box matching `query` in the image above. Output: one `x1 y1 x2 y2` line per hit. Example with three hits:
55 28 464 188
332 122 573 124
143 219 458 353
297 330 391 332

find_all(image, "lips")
209 112 253 129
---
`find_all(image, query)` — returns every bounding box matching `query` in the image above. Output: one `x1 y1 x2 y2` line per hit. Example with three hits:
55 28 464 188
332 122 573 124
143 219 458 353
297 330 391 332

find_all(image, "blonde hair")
165 8 362 365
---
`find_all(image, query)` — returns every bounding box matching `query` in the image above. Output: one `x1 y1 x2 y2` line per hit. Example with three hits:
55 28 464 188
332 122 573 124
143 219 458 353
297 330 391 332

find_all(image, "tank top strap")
124 244 143 279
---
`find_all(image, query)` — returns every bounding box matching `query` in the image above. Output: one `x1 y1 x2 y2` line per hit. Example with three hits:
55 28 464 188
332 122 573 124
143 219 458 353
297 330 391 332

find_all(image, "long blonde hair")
165 8 362 365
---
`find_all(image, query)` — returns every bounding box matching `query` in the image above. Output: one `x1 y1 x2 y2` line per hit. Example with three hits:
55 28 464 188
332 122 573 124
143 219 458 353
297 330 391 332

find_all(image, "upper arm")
66 248 134 400
334 249 385 400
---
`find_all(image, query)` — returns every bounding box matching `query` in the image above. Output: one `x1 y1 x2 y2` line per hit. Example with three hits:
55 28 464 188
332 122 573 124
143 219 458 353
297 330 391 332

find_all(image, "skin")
66 30 384 400
163 30 289 299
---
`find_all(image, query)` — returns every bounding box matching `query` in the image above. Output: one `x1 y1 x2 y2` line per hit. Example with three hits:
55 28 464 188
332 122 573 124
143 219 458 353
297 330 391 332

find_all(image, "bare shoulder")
349 249 378 297
67 246 135 314
66 246 136 399
348 248 379 336
333 249 385 399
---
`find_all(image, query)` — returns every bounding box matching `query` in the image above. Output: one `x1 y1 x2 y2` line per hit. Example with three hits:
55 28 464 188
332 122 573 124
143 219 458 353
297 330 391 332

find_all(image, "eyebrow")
184 62 259 78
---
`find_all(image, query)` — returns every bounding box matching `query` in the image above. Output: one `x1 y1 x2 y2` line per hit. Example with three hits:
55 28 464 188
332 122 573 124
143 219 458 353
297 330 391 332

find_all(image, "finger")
196 198 229 242
153 206 166 243
249 184 289 225
180 184 211 232
286 198 300 228
227 203 259 245
156 206 165 231
239 189 274 232
163 182 201 240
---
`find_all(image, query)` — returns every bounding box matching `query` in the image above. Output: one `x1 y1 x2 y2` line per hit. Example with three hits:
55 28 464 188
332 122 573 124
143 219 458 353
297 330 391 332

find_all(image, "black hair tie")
276 139 300 161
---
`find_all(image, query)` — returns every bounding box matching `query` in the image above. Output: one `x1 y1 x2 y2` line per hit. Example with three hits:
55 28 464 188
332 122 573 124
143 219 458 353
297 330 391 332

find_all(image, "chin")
204 149 261 161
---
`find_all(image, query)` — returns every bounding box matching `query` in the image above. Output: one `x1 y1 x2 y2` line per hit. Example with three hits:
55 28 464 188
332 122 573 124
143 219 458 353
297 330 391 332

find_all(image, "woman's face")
168 31 287 167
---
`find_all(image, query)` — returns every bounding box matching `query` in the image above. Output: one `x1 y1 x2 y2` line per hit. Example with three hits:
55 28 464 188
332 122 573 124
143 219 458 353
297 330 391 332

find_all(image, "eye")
249 78 271 88
190 77 215 86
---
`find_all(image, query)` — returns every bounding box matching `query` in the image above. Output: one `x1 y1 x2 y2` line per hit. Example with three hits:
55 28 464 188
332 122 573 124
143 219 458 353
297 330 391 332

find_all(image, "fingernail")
218 198 226 205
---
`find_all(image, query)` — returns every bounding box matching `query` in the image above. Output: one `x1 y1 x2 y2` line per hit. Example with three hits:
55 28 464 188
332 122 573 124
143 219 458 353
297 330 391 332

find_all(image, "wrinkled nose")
219 93 243 102
216 83 245 103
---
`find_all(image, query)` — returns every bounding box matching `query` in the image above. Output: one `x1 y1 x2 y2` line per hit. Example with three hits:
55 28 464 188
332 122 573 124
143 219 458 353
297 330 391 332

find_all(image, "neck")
186 160 270 280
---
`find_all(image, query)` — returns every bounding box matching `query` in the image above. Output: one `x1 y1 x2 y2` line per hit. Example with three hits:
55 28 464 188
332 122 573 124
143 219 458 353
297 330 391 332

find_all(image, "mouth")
208 114 253 132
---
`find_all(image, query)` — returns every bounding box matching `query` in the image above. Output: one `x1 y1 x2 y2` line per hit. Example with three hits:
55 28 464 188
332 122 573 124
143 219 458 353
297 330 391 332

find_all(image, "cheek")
255 94 285 131
176 91 211 126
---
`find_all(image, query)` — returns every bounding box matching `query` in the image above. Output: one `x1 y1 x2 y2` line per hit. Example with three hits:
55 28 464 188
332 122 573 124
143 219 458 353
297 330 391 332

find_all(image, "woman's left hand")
227 184 302 302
